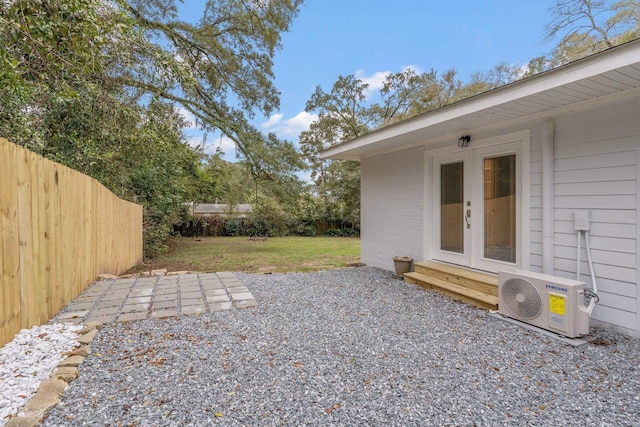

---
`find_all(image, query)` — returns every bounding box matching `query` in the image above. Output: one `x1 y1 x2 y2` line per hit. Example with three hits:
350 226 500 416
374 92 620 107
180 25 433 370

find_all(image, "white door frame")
425 130 530 273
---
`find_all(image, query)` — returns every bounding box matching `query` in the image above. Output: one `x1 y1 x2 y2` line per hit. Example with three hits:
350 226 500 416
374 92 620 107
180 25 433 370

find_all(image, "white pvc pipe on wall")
542 119 555 275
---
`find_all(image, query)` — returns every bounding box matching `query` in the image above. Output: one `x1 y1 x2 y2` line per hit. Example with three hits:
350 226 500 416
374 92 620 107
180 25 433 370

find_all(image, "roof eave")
321 39 640 161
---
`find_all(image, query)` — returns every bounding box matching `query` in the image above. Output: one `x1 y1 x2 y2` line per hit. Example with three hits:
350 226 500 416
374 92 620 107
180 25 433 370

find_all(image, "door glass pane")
484 155 516 263
441 162 464 253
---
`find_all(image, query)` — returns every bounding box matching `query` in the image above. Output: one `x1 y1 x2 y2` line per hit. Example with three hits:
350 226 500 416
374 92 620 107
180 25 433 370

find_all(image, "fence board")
0 138 143 347
1 140 21 342
17 147 35 328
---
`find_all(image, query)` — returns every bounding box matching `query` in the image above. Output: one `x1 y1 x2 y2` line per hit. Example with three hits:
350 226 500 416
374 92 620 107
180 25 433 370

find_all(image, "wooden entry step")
403 261 499 310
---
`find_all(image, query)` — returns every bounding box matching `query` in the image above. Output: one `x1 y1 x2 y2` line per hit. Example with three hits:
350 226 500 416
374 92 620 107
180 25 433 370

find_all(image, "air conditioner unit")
498 270 596 338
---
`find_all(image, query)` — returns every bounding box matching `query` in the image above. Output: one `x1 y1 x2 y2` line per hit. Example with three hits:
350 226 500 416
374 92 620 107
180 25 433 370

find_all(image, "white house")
322 39 640 337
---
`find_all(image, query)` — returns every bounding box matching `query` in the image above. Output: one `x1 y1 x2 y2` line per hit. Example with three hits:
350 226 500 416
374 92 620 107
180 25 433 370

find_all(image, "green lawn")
140 236 361 273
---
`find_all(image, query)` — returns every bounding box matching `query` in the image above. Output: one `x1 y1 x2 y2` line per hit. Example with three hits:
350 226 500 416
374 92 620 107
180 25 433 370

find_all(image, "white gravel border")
0 324 82 425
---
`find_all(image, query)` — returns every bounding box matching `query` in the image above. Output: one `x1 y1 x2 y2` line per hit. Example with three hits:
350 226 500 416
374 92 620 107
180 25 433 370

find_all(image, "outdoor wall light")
458 135 471 148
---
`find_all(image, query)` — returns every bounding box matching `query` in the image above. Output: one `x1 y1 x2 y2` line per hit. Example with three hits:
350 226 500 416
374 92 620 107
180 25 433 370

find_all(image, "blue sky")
180 0 558 158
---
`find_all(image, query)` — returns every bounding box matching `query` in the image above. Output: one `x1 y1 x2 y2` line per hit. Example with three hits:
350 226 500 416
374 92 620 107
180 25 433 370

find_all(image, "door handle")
465 209 471 228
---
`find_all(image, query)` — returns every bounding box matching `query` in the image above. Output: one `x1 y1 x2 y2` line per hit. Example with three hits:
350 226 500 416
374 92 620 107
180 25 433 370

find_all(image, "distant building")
191 203 252 218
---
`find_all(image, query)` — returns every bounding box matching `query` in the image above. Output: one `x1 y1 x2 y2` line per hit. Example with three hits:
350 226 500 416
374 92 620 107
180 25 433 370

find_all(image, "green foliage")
118 0 304 180
225 219 240 236
326 228 358 237
295 225 316 236
0 0 303 258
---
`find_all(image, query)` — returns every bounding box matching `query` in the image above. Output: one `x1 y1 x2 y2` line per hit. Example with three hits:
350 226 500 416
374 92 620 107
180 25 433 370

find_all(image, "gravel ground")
43 268 640 426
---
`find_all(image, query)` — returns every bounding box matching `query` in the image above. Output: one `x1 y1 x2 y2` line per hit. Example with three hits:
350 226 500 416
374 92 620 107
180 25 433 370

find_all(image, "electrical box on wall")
574 211 591 231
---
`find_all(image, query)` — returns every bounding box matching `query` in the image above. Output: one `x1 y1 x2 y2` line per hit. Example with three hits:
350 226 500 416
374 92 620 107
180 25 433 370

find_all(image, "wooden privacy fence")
0 138 143 347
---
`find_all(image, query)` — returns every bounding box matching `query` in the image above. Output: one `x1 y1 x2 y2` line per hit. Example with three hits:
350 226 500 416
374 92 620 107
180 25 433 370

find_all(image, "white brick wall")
360 147 425 272
550 99 640 333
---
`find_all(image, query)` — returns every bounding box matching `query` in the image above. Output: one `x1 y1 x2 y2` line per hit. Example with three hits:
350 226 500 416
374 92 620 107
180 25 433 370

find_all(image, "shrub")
326 228 358 237
225 219 239 236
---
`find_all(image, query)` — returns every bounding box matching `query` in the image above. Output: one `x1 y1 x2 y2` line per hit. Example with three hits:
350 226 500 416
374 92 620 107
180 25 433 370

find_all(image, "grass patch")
138 236 361 273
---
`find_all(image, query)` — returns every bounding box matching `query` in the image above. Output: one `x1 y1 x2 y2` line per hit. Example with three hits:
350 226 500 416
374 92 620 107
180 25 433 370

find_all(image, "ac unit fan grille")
501 277 543 320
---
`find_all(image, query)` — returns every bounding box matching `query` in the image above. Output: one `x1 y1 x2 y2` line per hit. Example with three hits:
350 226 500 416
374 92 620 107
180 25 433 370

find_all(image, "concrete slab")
117 312 148 322
150 309 179 319
151 300 177 309
181 298 205 307
233 300 259 309
201 280 225 289
95 299 122 309
109 284 134 291
130 288 153 296
210 302 234 312
207 295 231 303
57 311 89 320
120 304 149 313
222 280 244 288
154 293 178 302
181 306 206 315
101 292 130 301
134 277 158 285
85 314 116 324
205 289 227 297
52 271 256 326
91 307 120 316
181 291 203 299
71 296 100 304
215 271 236 279
65 301 96 311
230 292 254 301
127 296 151 304
155 286 178 295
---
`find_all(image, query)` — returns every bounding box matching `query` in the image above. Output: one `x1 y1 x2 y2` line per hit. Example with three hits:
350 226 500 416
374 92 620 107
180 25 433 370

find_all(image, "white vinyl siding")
551 99 640 331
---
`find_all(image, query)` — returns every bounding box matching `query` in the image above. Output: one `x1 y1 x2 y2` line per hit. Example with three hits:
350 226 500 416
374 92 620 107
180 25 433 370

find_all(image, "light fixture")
458 135 470 148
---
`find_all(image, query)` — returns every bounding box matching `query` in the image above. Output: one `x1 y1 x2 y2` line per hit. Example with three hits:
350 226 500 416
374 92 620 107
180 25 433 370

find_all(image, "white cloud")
208 134 237 154
261 111 318 138
401 64 422 74
185 135 206 151
178 108 198 129
354 69 391 97
262 113 284 129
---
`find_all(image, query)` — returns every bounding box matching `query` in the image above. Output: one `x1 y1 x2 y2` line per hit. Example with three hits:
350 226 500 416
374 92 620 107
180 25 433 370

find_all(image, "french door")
432 140 524 272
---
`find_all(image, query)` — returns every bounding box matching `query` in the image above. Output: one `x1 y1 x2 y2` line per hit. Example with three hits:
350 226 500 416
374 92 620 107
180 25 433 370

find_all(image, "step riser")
405 275 497 311
414 265 498 297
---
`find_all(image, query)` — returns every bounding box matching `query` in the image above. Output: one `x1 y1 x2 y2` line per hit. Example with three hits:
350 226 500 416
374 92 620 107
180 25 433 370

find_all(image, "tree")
116 0 304 176
0 0 304 256
300 75 372 228
544 0 640 65
372 68 460 126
